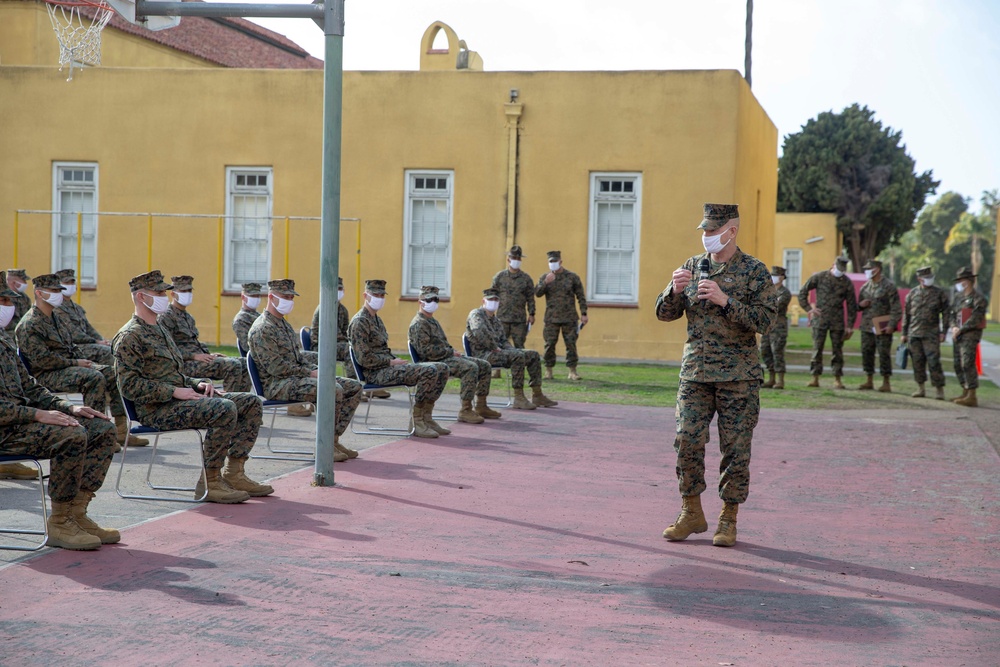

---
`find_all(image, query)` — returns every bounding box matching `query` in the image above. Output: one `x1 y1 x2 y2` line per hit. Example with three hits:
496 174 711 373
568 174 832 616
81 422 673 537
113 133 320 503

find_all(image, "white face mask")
484 299 500 312
955 282 965 293
831 268 844 278
864 269 874 280
337 289 345 302
421 300 439 314
143 293 171 314
42 291 64 307
367 295 385 311
0 304 15 328
15 282 28 294
509 260 522 270
61 284 76 297
176 292 193 307
771 275 781 285
244 296 260 309
702 230 731 255
548 261 561 272
273 296 295 315
920 277 934 287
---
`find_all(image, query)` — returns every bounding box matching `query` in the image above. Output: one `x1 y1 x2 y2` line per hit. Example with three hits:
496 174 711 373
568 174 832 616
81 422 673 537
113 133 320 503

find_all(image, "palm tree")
944 211 995 277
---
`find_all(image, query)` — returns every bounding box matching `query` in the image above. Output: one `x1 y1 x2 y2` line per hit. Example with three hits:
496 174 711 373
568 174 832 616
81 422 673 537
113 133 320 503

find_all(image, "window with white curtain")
52 163 98 286
225 168 273 291
588 172 641 303
782 248 803 294
403 170 453 297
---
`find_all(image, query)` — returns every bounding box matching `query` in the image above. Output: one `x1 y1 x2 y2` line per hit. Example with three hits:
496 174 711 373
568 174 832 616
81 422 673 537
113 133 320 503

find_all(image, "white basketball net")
46 1 115 81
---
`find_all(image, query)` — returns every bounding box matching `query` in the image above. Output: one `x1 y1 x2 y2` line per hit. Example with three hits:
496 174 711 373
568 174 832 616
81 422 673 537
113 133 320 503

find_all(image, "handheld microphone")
697 258 711 306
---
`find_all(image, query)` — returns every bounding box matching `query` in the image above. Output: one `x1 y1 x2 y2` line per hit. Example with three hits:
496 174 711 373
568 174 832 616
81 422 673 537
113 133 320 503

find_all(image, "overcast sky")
248 0 1000 209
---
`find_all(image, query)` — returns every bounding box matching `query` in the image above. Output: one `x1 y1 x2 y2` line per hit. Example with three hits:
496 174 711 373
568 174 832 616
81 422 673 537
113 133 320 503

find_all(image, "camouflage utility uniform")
409 311 491 401
0 334 115 502
57 298 113 365
760 283 791 373
248 311 361 436
858 277 902 378
466 307 544 389
902 284 951 389
158 305 250 392
113 315 263 470
491 268 535 349
535 269 587 369
15 305 125 418
348 307 447 403
656 248 777 504
798 271 858 378
951 289 988 391
232 307 259 353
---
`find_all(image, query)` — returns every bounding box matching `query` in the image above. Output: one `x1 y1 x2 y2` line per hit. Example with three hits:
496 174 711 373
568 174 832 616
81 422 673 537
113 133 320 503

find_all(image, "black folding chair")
349 346 415 436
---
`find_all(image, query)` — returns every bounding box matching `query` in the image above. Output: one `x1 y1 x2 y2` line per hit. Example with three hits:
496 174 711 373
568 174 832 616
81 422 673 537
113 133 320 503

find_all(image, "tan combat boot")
878 377 892 393
544 367 554 381
423 402 451 435
833 376 846 390
457 399 485 424
712 502 739 547
531 385 558 408
334 434 358 459
762 371 776 389
858 375 874 390
774 373 785 390
0 462 39 480
286 403 313 417
955 388 978 407
223 457 274 497
491 368 502 379
662 495 708 541
115 415 149 447
47 501 102 550
935 386 945 400
567 366 582 381
474 396 502 419
952 387 969 403
411 402 438 438
195 468 251 504
69 491 121 544
511 387 537 410
807 375 820 388
911 383 926 398
370 389 391 399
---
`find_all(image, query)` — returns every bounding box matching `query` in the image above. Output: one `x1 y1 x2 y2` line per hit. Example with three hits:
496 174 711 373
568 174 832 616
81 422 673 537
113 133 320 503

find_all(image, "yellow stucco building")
1 6 779 362
773 212 841 323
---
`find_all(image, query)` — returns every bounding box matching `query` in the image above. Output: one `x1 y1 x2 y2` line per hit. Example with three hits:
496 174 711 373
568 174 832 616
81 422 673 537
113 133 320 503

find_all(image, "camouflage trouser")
861 331 893 377
543 321 579 368
137 392 263 469
954 331 982 390
183 357 251 393
760 325 788 373
272 376 363 437
909 336 945 387
809 325 846 377
336 341 358 379
77 343 113 365
501 321 529 349
35 364 124 418
0 416 116 502
673 379 759 504
482 348 542 389
441 355 492 401
366 363 448 404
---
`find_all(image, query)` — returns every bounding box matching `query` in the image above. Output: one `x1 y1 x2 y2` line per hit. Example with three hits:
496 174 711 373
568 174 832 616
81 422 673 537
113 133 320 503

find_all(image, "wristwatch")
722 297 733 315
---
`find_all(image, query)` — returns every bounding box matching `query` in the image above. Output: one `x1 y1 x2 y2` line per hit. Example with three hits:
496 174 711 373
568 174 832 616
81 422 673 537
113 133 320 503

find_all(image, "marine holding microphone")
654 203 777 547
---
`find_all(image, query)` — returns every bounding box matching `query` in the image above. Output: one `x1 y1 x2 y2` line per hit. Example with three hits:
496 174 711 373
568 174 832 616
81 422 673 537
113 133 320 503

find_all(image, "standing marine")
760 266 792 390
535 250 588 381
901 266 951 399
798 257 858 389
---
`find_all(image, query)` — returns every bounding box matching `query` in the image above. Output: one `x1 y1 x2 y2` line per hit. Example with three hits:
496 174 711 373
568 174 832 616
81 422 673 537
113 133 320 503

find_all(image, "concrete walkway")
1 398 998 665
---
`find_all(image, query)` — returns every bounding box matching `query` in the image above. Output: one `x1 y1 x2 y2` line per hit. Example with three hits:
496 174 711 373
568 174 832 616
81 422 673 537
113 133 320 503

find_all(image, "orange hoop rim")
43 0 112 8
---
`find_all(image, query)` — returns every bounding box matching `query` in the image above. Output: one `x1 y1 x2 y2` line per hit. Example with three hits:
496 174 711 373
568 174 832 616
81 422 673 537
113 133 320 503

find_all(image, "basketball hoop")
45 0 115 81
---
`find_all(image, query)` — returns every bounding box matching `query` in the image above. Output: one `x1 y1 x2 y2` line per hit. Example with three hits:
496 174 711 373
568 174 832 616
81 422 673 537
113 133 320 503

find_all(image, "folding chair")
237 339 248 358
0 454 48 551
246 351 314 462
115 396 208 503
407 340 457 421
349 346 415 436
300 326 312 352
462 334 513 408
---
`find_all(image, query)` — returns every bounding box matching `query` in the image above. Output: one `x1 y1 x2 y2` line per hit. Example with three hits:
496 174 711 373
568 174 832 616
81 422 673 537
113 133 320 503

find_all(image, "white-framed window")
224 167 273 292
587 172 641 303
403 170 453 297
782 248 803 294
52 162 98 286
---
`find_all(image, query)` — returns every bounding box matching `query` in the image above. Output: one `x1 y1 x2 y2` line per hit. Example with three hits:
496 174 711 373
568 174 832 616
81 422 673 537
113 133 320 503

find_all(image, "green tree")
778 104 938 269
943 190 997 287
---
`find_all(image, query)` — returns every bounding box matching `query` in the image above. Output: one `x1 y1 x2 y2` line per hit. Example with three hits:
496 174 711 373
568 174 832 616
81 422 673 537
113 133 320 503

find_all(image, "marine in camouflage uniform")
54 269 114 368
759 266 792 389
348 279 449 438
466 288 557 410
114 270 267 503
248 279 362 460
949 266 988 407
0 277 118 550
232 281 265 353
408 285 494 423
491 245 536 349
158 275 251 393
901 266 951 399
311 276 358 381
798 257 858 388
656 204 777 548
857 260 902 391
535 250 588 379
4 268 32 334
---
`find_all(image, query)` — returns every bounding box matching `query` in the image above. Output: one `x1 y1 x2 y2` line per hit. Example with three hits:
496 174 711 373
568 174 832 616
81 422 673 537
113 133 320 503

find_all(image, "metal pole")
147 214 153 271
356 220 362 312
76 211 83 299
13 211 18 266
284 215 291 278
313 0 345 486
217 217 224 346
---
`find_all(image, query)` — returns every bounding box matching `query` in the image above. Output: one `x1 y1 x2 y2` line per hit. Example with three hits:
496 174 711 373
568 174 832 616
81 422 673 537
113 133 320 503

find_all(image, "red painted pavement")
2 403 998 666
